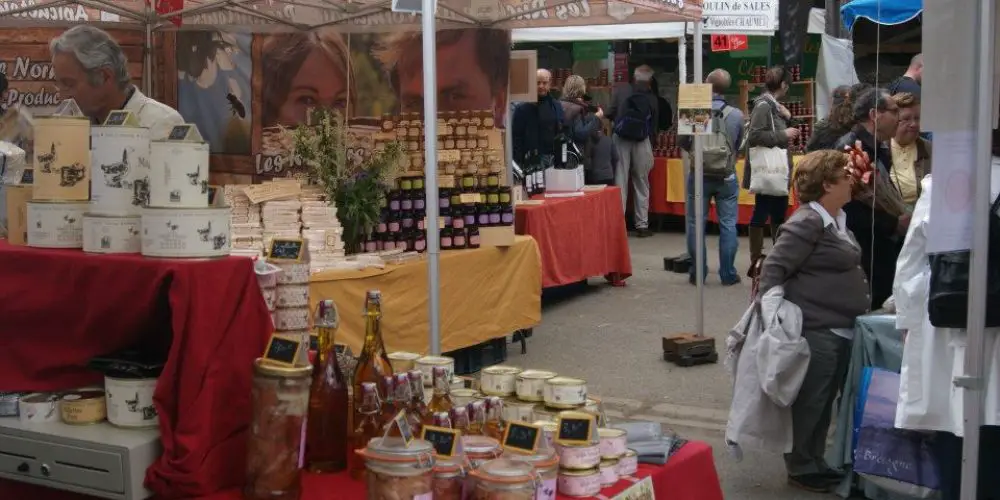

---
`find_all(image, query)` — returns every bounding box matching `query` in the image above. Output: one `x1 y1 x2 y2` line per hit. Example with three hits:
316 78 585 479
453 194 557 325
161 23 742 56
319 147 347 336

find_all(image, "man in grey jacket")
607 65 659 237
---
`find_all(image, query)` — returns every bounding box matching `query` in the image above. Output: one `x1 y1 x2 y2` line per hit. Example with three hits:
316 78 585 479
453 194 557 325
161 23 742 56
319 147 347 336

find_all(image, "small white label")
537 478 557 500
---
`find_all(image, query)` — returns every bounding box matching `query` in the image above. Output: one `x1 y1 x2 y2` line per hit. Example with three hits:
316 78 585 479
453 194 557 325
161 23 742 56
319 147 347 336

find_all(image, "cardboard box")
544 166 584 192
4 185 31 245
479 226 515 247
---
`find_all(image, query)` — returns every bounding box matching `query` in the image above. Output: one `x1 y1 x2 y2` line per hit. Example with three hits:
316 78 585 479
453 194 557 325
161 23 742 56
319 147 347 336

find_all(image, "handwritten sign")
20 168 33 185
167 124 194 141
243 182 301 205
263 335 301 366
392 409 414 446
556 412 595 446
422 425 460 457
269 238 304 261
503 422 541 454
103 110 136 126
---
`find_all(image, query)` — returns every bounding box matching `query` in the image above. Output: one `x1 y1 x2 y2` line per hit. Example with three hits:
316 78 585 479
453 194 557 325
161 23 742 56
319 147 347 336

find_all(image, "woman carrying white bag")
744 66 800 279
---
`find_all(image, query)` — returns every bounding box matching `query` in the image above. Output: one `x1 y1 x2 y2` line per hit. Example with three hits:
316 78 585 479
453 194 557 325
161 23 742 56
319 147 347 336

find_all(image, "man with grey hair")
51 25 182 139
511 68 563 180
888 53 922 99
607 65 660 237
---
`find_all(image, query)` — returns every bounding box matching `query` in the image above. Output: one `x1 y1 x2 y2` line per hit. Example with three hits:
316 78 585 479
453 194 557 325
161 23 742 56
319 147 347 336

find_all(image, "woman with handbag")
758 150 871 493
745 66 800 278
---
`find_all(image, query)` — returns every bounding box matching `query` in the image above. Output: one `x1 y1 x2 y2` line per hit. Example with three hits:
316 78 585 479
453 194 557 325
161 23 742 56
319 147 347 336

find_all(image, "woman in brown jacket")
888 92 931 211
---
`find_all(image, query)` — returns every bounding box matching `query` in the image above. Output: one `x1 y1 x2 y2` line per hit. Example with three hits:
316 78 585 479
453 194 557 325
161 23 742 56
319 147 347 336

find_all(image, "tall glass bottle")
451 406 470 435
393 373 423 437
407 370 429 425
304 300 349 473
348 382 382 481
380 375 397 429
352 290 393 428
484 397 505 441
424 366 453 426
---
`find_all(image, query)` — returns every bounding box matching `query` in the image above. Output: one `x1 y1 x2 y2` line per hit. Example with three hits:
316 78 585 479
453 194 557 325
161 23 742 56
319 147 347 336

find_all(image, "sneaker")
635 228 653 238
787 474 831 493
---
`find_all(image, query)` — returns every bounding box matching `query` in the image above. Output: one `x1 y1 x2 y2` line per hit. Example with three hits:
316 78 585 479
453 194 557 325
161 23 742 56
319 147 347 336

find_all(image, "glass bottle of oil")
304 300 349 473
347 382 382 481
484 396 505 441
450 406 471 435
424 366 453 424
467 401 486 436
407 370 429 425
351 290 393 429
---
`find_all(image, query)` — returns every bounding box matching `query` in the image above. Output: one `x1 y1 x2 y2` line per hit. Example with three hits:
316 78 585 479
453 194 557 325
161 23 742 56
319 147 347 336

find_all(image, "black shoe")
816 467 845 484
787 474 831 493
721 276 742 287
636 228 653 238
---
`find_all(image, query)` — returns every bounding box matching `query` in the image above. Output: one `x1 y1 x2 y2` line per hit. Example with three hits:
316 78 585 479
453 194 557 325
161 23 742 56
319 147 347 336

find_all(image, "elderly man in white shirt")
50 25 183 139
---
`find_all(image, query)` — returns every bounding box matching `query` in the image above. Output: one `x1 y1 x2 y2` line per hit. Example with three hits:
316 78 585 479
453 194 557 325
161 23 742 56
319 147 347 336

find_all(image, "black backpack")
613 93 653 141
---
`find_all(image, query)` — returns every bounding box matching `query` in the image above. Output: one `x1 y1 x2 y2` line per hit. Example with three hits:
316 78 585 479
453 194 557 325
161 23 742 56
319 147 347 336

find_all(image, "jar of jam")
416 231 427 252
376 217 388 234
440 228 454 250
450 190 462 207
388 217 401 234
401 211 415 230
499 187 512 205
379 194 388 210
467 227 481 249
487 172 500 188
477 206 490 226
439 189 451 209
453 228 467 249
400 177 414 191
389 190 402 211
461 174 476 191
477 133 490 150
501 206 514 226
365 237 377 253
488 205 502 226
483 112 495 129
413 177 425 191
417 214 426 231
486 188 500 205
381 114 394 132
463 206 476 227
405 231 417 252
401 194 413 211
413 192 426 211
452 214 465 230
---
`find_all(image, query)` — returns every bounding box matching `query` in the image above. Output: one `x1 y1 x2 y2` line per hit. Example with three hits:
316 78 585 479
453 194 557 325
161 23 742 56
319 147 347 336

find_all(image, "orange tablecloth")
0 441 724 500
515 186 632 288
650 157 800 224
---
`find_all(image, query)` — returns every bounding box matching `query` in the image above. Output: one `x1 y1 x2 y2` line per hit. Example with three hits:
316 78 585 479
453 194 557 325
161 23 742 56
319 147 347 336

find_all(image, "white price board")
700 0 779 34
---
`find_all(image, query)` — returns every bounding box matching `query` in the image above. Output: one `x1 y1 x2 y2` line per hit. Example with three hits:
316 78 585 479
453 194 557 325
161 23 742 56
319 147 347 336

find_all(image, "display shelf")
738 79 815 118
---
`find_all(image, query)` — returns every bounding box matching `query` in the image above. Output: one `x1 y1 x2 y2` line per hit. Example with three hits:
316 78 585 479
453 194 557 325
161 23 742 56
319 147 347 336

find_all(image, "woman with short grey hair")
559 75 605 183
758 149 870 494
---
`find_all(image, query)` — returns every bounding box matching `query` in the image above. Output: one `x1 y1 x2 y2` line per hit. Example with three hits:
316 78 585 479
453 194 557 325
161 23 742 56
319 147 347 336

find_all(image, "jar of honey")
467 227 480 249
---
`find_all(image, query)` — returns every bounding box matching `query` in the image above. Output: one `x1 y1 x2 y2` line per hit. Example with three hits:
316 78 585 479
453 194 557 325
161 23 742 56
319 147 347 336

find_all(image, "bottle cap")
313 299 339 328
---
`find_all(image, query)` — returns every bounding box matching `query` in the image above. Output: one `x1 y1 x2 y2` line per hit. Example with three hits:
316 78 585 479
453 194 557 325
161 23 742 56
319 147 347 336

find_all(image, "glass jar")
375 234 386 251
441 228 454 250
486 172 500 188
401 195 413 211
439 189 451 209
389 191 402 211
441 208 453 228
467 227 480 249
401 211 415 230
464 207 476 227
400 177 414 191
499 187 512 205
413 177 425 191
501 206 514 226
488 205 501 226
476 206 490 227
433 459 466 500
245 360 312 500
415 232 427 252
463 435 502 469
388 218 401 234
461 174 476 191
503 448 558 499
413 193 425 211
452 214 466 230
453 228 467 249
485 188 500 205
450 190 462 207
358 437 435 500
364 238 377 253
471 458 537 500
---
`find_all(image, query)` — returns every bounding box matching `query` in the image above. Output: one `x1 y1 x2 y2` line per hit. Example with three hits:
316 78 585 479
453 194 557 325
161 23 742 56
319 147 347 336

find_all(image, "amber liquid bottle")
483 397 505 441
348 382 382 481
467 401 485 436
407 370 429 427
304 305 350 473
423 366 453 425
351 290 393 430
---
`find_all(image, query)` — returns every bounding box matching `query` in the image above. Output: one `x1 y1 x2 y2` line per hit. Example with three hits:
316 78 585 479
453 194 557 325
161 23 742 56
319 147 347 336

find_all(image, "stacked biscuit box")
269 249 311 365
299 185 346 273
261 198 302 251
225 185 263 257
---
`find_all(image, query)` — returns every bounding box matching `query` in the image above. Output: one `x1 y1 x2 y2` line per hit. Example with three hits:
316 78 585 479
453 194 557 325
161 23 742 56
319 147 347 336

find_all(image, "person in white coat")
893 138 1000 499
50 26 184 140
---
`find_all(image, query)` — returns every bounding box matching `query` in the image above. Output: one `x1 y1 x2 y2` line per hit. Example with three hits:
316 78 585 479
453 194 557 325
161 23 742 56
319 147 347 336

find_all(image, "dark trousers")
785 329 851 476
750 194 789 228
933 427 1000 500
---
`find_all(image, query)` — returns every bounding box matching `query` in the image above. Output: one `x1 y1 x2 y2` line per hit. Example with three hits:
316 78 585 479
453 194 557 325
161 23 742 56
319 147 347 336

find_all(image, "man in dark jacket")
606 65 659 237
834 87 906 308
511 69 563 171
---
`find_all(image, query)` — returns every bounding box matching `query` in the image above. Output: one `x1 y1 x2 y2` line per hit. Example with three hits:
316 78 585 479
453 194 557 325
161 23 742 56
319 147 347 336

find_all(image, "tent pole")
505 86 513 186
421 0 442 355
143 6 152 97
959 0 995 497
692 21 704 337
678 26 687 84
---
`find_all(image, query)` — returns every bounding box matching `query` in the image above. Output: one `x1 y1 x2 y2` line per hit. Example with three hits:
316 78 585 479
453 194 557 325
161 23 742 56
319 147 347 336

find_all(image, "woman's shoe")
787 474 832 493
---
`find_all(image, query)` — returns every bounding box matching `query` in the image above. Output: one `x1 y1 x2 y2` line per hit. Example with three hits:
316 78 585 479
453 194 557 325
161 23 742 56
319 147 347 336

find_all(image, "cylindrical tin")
616 450 638 477
515 370 557 402
557 467 602 497
275 285 309 308
480 366 522 397
387 352 422 374
598 428 628 459
60 390 107 425
416 356 454 387
18 393 60 423
141 207 231 258
273 261 310 285
543 376 588 409
90 125 152 215
273 307 310 331
599 458 619 486
148 140 210 208
502 398 536 423
32 116 91 201
451 388 482 409
26 201 86 248
82 214 141 254
105 375 158 428
555 442 601 470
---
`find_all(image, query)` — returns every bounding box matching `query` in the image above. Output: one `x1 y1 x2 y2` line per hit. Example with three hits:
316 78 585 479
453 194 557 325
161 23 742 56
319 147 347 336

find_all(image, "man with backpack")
679 69 744 286
607 65 660 237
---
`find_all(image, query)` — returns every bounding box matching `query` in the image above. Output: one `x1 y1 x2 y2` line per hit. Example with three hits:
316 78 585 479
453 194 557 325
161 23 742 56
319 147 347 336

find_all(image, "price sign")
710 34 731 52
422 425 461 457
502 421 541 454
269 238 304 261
556 412 595 446
392 409 415 447
168 124 193 141
263 334 301 366
103 110 136 126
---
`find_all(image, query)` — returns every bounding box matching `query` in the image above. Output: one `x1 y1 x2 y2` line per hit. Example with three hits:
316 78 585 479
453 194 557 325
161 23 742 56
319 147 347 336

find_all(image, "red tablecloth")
0 241 272 498
515 187 632 288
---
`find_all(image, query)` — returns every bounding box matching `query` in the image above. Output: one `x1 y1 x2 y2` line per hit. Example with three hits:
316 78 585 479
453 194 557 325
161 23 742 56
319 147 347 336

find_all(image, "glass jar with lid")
503 447 559 499
463 435 502 469
470 458 538 500
358 437 435 500
245 359 312 500
433 457 466 499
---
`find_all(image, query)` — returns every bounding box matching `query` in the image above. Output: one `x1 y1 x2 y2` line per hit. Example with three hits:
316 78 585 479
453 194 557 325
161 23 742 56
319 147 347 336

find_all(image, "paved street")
502 230 838 500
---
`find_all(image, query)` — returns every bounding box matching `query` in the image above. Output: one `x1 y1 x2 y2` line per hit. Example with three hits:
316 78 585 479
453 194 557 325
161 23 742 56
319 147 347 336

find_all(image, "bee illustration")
187 165 201 185
226 92 246 119
200 179 209 195
166 221 179 231
58 163 86 187
101 149 130 188
38 143 56 173
128 226 139 236
197 221 212 242
63 214 76 224
35 220 41 229
169 189 182 203
212 233 228 250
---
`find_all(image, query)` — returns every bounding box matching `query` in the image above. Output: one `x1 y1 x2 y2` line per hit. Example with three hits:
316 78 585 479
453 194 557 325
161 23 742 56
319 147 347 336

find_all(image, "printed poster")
676 83 713 136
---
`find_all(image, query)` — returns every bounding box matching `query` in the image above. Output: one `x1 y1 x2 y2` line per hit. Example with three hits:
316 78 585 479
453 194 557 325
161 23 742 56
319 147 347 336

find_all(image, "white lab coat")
894 167 1000 436
121 89 185 140
725 286 811 456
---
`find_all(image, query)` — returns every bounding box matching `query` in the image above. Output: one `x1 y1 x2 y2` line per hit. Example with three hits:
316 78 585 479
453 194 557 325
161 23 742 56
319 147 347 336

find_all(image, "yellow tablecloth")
309 235 542 354
665 157 803 206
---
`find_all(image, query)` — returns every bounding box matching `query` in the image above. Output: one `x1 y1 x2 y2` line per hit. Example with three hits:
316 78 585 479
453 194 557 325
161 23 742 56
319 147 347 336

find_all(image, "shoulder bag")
748 98 790 196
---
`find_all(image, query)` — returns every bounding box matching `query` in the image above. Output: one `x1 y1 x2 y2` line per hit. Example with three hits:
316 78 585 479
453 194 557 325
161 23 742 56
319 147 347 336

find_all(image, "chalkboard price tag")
20 168 33 185
263 334 301 366
556 411 595 446
103 110 136 127
268 238 304 261
392 409 414 447
502 421 541 454
421 425 461 457
166 124 203 142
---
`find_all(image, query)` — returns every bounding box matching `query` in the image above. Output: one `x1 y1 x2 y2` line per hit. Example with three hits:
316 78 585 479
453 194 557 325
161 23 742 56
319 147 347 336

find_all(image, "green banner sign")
572 41 610 61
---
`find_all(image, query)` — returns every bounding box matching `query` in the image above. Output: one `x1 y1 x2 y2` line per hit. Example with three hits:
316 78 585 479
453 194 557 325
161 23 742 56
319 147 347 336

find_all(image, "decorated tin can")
33 116 90 201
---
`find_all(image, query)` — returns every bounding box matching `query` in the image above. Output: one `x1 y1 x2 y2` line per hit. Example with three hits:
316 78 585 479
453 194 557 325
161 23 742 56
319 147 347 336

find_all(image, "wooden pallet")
662 334 718 367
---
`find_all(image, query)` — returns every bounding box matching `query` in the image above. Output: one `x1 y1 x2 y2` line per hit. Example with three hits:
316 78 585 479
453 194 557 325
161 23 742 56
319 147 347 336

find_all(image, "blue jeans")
686 174 740 283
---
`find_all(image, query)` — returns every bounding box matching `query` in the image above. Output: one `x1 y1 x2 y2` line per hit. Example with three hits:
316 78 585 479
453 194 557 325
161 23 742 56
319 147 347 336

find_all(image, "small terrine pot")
598 428 628 458
480 365 522 396
543 376 588 409
515 369 556 402
556 442 602 470
557 467 602 497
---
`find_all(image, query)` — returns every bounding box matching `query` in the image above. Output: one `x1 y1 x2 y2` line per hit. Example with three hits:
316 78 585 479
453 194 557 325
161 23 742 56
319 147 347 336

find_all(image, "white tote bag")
748 101 790 196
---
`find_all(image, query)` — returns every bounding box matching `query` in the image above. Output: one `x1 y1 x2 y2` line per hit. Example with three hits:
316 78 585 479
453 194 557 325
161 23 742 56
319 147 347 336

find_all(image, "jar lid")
622 449 637 458
482 365 522 376
532 420 557 431
598 428 627 439
417 355 453 366
517 370 557 380
253 358 311 378
463 435 500 457
433 457 466 474
600 458 620 467
546 376 585 386
559 467 599 476
363 437 434 462
473 458 535 484
451 389 481 398
503 447 559 468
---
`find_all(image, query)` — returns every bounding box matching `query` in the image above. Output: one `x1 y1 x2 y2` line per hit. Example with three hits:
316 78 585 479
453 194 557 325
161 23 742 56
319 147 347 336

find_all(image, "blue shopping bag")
853 367 940 492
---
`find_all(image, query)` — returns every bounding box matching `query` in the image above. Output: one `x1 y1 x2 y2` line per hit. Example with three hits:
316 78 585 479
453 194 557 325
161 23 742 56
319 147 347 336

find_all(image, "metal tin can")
515 370 556 402
543 376 587 409
480 366 522 397
557 467 602 497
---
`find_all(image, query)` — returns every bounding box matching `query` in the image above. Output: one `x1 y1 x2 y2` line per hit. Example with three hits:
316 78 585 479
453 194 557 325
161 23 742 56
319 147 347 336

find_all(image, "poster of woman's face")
260 30 354 128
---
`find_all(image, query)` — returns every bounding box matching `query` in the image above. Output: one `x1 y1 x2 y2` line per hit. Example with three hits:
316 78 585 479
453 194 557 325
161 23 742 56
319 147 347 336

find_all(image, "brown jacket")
912 138 932 199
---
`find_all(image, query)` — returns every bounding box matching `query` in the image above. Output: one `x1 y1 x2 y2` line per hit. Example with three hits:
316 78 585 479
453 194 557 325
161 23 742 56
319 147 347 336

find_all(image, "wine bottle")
304 300 349 473
424 366 453 423
351 290 393 431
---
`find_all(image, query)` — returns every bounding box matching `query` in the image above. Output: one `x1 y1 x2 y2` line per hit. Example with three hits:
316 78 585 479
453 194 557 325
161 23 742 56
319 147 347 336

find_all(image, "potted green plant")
289 109 403 254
